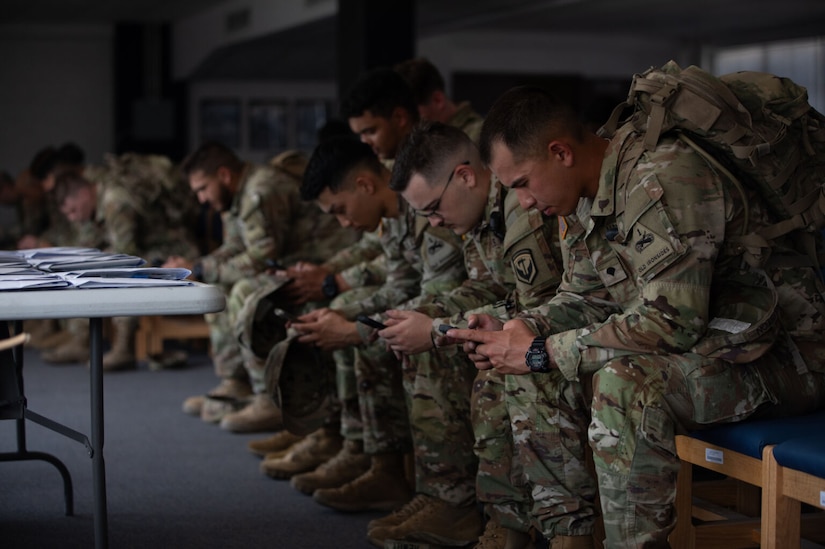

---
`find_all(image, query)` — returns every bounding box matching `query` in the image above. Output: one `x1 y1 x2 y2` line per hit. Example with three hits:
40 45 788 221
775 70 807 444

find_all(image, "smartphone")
356 314 387 330
437 324 457 334
273 308 299 323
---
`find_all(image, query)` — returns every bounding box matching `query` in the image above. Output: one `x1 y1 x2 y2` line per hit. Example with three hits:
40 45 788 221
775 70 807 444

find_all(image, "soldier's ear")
216 166 233 185
548 140 574 167
354 174 375 195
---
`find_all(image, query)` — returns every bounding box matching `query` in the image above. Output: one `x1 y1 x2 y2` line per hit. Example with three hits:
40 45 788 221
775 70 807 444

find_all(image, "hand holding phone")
273 308 299 323
356 314 387 330
437 324 457 334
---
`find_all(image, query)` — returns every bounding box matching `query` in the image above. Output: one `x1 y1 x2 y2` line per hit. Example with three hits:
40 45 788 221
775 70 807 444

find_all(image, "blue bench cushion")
772 436 825 479
688 409 825 459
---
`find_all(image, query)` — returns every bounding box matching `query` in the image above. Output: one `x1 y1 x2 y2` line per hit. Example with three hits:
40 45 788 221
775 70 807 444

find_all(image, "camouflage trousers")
591 343 825 548
402 345 477 506
334 288 410 455
473 369 597 537
205 280 245 382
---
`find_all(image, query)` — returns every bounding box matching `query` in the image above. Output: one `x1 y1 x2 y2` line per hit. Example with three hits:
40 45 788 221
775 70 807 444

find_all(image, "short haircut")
390 121 475 192
180 141 244 177
340 67 419 122
394 57 445 106
479 86 583 165
56 142 85 167
29 146 58 180
53 170 92 206
301 136 383 201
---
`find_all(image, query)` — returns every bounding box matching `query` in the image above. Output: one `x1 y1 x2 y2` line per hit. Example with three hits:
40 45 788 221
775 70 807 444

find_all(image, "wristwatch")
525 336 551 373
321 273 339 299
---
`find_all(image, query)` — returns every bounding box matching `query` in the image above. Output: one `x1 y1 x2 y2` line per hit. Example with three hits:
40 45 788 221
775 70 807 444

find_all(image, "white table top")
0 282 225 320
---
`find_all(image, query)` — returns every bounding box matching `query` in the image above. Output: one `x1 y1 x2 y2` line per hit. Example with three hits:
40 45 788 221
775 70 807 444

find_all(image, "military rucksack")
600 60 825 275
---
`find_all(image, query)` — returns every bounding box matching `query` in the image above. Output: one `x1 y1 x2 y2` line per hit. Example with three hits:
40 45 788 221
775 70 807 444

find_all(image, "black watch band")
525 336 551 373
322 273 339 299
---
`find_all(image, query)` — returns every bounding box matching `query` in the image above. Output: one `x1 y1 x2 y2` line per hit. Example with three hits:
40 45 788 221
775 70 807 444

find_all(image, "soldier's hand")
381 309 436 355
283 263 330 305
293 309 360 351
446 319 535 374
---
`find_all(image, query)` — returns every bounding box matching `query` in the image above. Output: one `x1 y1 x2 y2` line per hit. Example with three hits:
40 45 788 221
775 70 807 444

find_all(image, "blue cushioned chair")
670 409 825 548
762 435 825 548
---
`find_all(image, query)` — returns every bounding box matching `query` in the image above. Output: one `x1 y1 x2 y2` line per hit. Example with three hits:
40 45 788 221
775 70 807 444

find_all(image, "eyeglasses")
415 160 470 219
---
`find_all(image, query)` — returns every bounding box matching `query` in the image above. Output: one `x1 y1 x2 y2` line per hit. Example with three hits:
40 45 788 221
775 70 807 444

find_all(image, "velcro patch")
633 223 675 278
424 232 455 270
511 248 538 285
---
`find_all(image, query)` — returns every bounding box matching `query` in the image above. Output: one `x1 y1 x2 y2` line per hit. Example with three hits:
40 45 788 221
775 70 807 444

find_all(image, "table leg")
90 317 108 549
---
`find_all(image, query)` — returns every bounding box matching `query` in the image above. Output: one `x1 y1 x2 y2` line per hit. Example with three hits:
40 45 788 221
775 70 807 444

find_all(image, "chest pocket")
615 173 687 282
504 208 563 308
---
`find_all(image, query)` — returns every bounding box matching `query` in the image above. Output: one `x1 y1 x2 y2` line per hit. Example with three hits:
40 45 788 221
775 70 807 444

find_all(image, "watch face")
526 338 549 372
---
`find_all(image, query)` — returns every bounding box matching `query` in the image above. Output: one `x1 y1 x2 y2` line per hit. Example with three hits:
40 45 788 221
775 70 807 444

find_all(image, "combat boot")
368 494 435 535
101 318 137 372
219 393 283 433
42 339 89 364
25 319 59 349
32 328 73 350
312 453 412 513
549 536 594 549
473 517 535 549
260 426 343 479
181 378 253 417
247 430 305 458
290 439 371 495
370 497 482 548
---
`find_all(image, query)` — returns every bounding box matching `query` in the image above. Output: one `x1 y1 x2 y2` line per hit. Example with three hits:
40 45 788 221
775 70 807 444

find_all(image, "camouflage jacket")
525 127 825 381
448 101 485 145
201 163 304 285
91 154 200 262
417 178 563 332
322 229 387 289
337 198 466 320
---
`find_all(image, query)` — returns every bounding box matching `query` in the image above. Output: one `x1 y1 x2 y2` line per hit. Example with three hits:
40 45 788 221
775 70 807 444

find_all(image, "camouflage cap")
235 275 293 359
263 335 336 436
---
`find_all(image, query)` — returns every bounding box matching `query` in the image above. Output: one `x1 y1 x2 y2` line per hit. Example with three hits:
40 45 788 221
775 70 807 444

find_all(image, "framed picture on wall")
249 100 288 152
296 99 333 152
199 98 241 148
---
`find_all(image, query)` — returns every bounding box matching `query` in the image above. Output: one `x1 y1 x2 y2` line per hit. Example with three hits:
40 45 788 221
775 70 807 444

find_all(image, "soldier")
395 57 485 143
271 137 468 529
341 67 418 162
163 142 326 423
44 156 200 370
209 150 360 433
448 85 825 548
377 121 578 549
254 69 423 486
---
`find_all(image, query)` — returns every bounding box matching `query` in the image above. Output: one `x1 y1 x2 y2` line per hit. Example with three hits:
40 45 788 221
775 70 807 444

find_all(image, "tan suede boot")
42 339 89 364
219 393 282 433
247 430 305 458
33 328 73 350
549 535 594 549
260 426 343 479
290 439 371 495
312 453 412 512
101 317 137 372
373 496 482 547
475 518 534 549
181 378 253 417
367 494 436 542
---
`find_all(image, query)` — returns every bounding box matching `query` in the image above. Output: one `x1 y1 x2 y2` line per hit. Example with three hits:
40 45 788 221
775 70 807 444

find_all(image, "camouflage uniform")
338 200 466 458
414 179 577 537
448 101 484 145
198 162 321 381
522 129 825 546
